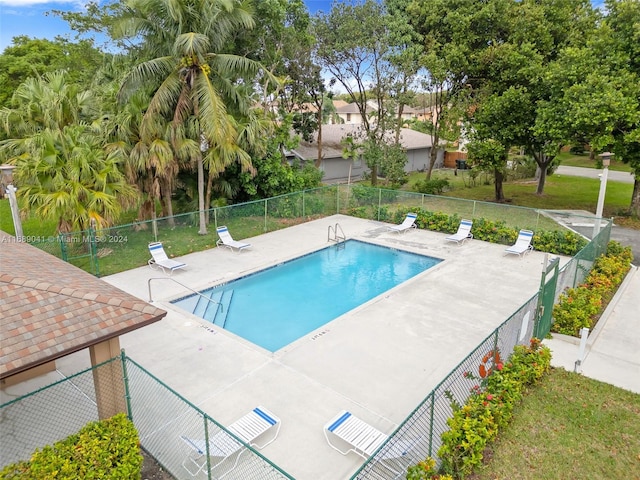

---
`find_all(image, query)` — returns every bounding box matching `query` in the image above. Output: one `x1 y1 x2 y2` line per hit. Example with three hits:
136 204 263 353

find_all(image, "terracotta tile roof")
0 230 166 379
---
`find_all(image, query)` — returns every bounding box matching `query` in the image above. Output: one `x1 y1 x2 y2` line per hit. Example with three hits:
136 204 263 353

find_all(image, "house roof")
335 103 374 114
401 105 420 114
292 123 444 161
0 230 167 379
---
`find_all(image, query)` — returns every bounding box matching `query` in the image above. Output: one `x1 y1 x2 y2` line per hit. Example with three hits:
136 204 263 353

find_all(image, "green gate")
534 255 560 338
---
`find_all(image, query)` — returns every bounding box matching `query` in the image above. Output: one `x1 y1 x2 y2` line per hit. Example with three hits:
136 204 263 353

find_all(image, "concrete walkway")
542 166 640 395
555 165 635 184
544 265 640 394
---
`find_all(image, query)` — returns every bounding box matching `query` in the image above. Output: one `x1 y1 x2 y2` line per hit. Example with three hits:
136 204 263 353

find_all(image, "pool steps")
190 289 234 328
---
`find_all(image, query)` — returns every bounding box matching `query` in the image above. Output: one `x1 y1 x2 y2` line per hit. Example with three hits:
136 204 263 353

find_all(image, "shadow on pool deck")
56 215 571 479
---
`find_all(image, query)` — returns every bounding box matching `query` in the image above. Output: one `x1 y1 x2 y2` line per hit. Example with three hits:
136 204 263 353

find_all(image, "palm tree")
0 70 94 134
108 89 180 231
115 0 276 234
0 72 138 233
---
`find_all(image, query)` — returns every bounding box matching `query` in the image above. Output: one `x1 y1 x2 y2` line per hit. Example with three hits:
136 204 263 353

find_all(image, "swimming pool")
172 240 442 351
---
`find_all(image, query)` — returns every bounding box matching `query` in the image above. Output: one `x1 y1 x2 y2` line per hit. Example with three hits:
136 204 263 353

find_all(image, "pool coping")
44 215 572 479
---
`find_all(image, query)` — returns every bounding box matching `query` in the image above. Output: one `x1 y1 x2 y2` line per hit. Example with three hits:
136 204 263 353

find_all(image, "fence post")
89 220 100 277
378 188 382 221
428 391 435 458
120 350 133 421
59 233 68 262
264 199 268 232
204 414 213 480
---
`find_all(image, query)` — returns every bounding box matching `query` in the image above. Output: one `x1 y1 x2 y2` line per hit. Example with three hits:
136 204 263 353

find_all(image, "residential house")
334 102 378 125
291 123 445 182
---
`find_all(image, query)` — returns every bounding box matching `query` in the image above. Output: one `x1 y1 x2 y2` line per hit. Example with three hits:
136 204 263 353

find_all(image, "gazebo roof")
0 230 167 379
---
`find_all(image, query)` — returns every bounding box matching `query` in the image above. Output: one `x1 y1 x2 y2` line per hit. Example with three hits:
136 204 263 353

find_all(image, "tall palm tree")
108 89 180 230
0 70 94 135
115 0 276 234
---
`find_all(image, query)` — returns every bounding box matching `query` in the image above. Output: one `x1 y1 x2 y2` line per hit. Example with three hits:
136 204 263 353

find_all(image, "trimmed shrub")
551 241 633 336
413 177 451 195
0 413 143 480
435 339 551 479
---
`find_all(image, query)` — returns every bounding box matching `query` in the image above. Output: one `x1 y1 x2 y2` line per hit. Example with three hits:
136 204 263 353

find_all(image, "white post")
6 184 24 239
593 153 612 238
574 327 590 373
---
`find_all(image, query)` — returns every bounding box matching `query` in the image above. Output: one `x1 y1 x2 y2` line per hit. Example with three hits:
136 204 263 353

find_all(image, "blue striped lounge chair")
180 406 280 477
505 229 534 257
388 213 417 233
445 219 473 245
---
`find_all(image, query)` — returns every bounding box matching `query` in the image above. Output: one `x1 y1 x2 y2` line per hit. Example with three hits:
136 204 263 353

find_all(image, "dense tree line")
0 0 638 233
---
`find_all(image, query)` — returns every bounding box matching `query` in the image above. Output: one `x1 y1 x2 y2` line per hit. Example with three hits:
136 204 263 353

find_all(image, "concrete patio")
4 215 570 479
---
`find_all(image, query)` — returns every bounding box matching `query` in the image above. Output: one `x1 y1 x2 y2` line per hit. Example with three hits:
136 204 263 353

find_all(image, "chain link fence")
124 356 293 480
2 192 613 479
0 357 114 468
0 355 293 480
555 220 612 301
350 218 612 479
23 184 575 277
350 294 540 479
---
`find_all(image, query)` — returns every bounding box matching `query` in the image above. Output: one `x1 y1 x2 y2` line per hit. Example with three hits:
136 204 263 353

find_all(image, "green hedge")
551 241 634 336
353 207 589 256
0 413 143 480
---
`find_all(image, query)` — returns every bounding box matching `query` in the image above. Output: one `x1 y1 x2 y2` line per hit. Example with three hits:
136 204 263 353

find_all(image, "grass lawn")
470 368 640 480
405 169 635 219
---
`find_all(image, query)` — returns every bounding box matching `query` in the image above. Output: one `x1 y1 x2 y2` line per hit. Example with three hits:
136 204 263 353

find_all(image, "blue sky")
0 0 606 53
0 0 335 51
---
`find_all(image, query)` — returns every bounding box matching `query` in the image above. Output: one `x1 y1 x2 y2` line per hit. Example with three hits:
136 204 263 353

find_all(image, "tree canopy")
1 0 639 220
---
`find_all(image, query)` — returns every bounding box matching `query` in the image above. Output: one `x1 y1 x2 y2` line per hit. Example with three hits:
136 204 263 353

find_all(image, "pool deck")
52 215 570 479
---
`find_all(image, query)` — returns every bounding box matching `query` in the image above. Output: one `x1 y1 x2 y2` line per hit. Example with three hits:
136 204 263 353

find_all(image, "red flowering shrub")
436 338 551 479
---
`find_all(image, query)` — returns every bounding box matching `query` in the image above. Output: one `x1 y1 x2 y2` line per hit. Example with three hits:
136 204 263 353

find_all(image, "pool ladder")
194 289 234 328
328 223 346 244
147 277 232 327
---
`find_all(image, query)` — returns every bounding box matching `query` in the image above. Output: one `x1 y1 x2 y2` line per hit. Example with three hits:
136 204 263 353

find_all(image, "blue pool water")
172 240 442 352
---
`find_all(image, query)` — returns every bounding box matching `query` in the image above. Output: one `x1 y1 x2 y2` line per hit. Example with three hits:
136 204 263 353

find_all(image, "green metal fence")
350 219 612 479
0 358 113 468
350 294 541 479
0 355 294 480
3 187 614 479
555 220 612 301
25 184 575 277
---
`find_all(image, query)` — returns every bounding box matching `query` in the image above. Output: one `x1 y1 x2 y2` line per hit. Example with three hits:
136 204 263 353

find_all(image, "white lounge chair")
216 226 251 252
181 406 281 477
505 229 534 257
388 213 417 233
324 411 422 478
446 219 473 245
148 242 186 275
